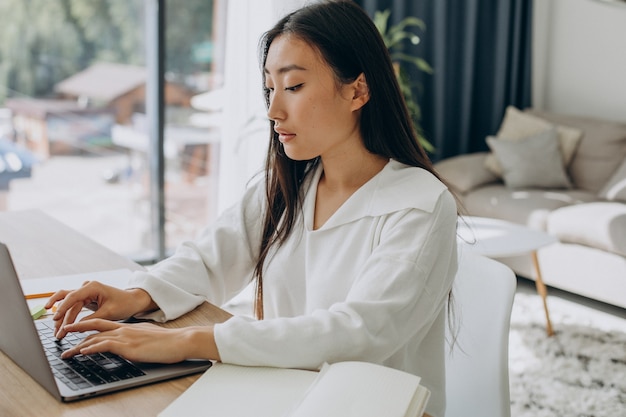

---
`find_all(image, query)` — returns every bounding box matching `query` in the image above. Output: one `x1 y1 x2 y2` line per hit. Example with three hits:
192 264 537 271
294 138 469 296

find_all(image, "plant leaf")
374 10 435 153
386 30 421 49
391 52 434 74
387 16 426 38
373 10 391 42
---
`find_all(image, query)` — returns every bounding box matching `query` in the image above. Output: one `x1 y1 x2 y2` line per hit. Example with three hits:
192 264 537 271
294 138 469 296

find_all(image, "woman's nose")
267 92 285 121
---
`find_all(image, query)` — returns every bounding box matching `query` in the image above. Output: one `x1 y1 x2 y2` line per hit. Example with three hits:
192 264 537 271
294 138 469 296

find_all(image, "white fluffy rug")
509 292 626 417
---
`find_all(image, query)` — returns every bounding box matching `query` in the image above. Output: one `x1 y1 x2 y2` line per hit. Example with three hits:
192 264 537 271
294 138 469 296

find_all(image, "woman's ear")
350 73 370 111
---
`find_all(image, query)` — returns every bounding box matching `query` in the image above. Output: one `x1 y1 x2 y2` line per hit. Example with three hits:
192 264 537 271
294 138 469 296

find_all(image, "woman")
46 1 458 416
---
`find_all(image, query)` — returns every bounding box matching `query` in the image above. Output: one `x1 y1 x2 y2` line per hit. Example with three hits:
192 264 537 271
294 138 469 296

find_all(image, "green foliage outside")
0 0 214 103
373 9 434 153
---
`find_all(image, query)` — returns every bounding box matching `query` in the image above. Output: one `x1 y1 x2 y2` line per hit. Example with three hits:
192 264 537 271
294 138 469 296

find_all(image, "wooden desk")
0 209 231 417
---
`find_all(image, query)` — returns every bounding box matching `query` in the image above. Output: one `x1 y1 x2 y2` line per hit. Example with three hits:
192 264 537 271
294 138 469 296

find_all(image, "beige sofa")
436 107 626 309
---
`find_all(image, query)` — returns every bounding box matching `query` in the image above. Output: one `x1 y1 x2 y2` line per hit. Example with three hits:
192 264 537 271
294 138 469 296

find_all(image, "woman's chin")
283 148 316 162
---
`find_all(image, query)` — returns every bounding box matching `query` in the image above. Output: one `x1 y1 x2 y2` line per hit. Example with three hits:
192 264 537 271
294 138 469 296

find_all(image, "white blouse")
129 159 458 417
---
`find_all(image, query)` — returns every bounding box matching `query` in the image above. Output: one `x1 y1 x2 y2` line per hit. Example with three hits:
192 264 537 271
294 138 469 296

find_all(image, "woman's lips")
276 130 296 143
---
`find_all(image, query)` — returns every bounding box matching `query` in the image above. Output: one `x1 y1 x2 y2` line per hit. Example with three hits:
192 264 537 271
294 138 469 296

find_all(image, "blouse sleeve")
213 189 458 369
128 180 265 322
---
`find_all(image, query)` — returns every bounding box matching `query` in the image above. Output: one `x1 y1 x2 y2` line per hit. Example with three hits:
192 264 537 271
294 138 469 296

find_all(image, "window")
0 0 223 262
0 0 311 263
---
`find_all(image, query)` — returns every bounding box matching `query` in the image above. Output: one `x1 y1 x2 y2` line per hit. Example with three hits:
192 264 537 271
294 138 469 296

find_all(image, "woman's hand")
60 320 219 363
45 281 156 339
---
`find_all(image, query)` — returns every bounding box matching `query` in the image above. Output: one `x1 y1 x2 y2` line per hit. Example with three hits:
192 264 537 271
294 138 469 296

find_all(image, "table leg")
531 251 554 336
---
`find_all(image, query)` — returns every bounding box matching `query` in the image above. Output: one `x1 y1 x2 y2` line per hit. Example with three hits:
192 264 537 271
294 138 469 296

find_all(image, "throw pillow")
597 157 626 202
485 106 583 176
435 152 499 194
486 129 573 189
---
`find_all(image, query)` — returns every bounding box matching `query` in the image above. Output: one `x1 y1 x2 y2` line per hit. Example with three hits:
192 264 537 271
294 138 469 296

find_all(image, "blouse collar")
303 159 448 231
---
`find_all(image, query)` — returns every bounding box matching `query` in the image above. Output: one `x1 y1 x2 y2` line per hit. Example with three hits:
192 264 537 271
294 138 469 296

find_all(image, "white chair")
445 249 517 417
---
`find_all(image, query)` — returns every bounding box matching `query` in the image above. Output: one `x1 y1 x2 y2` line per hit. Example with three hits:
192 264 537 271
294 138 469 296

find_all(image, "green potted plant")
374 9 434 153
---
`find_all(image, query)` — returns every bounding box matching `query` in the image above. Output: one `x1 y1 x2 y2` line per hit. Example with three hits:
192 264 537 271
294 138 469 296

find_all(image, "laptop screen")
0 243 62 400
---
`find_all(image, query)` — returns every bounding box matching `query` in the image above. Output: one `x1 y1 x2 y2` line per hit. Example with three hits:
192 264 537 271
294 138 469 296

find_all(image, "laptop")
0 242 212 402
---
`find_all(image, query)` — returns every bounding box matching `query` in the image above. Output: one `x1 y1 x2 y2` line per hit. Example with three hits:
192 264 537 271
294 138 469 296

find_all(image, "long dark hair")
253 0 442 319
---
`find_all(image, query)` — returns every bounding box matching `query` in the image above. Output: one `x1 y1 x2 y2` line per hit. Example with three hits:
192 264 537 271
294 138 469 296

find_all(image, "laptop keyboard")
36 320 145 390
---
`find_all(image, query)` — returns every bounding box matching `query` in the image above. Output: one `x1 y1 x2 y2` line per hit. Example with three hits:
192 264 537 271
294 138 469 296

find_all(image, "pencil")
25 292 55 300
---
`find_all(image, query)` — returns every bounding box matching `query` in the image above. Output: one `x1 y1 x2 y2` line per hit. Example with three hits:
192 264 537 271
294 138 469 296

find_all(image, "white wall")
532 0 626 123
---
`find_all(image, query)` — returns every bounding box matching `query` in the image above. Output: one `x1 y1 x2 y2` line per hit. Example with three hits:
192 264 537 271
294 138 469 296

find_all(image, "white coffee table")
457 216 558 336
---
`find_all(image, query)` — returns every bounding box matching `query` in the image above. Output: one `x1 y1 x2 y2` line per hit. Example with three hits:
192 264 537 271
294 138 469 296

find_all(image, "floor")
515 276 626 332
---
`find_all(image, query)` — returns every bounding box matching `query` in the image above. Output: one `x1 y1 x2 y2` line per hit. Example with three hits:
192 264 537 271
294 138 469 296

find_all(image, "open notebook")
159 361 430 417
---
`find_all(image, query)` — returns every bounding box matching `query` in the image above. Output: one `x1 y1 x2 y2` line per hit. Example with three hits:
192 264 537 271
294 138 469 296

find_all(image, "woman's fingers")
54 302 84 339
60 322 192 364
52 287 95 321
60 319 122 358
51 283 102 338
46 283 156 341
64 318 120 333
44 289 71 309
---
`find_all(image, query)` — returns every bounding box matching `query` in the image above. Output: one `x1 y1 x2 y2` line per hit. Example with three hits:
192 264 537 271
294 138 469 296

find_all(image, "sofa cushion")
597 158 626 202
461 184 598 230
486 129 572 189
526 110 626 193
547 202 626 257
434 152 499 194
485 106 583 176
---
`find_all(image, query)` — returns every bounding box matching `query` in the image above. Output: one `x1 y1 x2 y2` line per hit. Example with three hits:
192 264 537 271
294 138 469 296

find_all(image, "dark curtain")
355 0 533 161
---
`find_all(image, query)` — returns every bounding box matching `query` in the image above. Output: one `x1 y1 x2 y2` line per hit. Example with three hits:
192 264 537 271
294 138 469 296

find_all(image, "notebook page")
289 361 423 417
159 363 318 417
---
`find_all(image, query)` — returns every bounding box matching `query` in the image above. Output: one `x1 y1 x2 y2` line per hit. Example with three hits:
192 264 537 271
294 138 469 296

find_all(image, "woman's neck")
313 151 388 230
319 151 389 193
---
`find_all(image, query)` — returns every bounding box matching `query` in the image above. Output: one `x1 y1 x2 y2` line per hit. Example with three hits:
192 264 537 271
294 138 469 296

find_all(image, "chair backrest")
445 249 516 417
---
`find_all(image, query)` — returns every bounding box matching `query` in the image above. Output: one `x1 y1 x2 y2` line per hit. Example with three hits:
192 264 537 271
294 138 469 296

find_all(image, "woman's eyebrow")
264 64 307 75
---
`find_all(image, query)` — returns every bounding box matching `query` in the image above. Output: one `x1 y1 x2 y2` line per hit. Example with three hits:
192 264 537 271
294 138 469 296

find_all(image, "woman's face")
264 35 368 161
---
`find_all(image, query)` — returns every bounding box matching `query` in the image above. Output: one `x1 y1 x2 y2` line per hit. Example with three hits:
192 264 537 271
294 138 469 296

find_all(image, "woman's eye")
285 83 303 92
